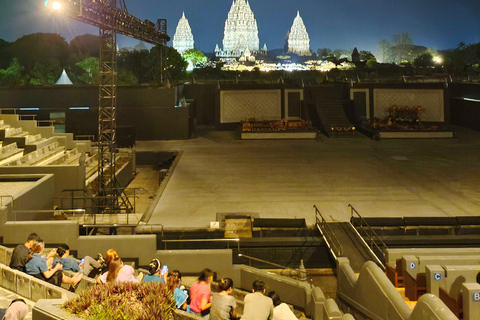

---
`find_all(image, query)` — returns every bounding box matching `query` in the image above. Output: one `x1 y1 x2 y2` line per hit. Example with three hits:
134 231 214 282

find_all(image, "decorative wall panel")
220 90 281 123
373 89 444 122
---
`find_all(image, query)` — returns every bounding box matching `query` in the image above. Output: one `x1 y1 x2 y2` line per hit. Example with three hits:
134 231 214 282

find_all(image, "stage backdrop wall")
220 90 282 123
373 89 444 122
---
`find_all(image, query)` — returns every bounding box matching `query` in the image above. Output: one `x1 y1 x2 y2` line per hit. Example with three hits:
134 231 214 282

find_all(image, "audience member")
143 259 166 283
189 268 214 317
167 270 188 311
241 280 273 320
55 244 104 277
9 233 40 272
2 299 28 320
25 240 82 287
97 249 139 284
267 291 297 320
210 278 237 320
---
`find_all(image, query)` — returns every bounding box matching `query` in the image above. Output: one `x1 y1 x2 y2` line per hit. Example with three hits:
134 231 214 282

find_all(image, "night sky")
1 0 480 54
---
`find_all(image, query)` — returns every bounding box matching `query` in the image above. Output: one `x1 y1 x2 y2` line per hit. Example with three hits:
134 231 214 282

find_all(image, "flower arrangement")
62 282 175 320
386 105 425 124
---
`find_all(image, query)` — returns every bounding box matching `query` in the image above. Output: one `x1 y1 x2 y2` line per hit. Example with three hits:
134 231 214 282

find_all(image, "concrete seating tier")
402 255 480 301
386 248 480 268
0 263 76 303
0 143 24 165
7 142 64 166
47 149 82 166
336 258 459 320
0 127 28 139
24 136 58 154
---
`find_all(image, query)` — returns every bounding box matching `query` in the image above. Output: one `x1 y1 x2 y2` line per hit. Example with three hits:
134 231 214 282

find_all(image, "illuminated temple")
172 12 194 55
215 0 266 58
287 11 311 56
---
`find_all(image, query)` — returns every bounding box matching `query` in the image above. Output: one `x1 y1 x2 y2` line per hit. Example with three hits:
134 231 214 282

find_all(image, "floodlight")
52 1 62 10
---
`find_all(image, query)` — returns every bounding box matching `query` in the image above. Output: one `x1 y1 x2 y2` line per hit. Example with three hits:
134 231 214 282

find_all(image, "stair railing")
314 205 343 257
348 204 387 264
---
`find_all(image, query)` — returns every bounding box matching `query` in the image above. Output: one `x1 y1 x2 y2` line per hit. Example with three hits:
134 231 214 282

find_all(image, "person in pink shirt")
97 249 138 284
189 268 214 317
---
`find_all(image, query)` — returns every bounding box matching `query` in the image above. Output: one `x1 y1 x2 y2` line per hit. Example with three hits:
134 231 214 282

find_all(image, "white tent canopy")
55 69 73 85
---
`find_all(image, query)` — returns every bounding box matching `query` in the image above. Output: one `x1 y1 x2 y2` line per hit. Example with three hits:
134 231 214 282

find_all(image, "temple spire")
287 11 311 56
172 12 194 55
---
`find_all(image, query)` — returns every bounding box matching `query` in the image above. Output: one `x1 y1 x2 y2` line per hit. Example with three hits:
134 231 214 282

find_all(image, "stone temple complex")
172 12 194 55
215 0 267 58
286 11 311 56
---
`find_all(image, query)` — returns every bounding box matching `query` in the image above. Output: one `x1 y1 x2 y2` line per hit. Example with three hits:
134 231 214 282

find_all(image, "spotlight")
52 1 61 10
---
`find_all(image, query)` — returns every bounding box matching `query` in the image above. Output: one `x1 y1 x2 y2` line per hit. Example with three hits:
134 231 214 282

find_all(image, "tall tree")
377 39 391 63
0 58 27 86
147 46 187 85
70 34 100 62
76 57 99 84
7 33 69 74
117 49 150 84
391 32 413 63
182 49 208 69
413 52 434 67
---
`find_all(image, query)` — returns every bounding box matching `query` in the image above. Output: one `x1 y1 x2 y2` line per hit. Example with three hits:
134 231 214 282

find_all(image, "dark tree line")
0 33 187 86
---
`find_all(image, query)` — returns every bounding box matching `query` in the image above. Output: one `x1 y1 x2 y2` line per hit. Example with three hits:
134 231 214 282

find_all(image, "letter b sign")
473 292 480 302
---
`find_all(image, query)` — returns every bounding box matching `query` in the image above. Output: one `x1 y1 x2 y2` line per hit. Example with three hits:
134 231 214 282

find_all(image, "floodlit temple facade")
215 0 266 58
287 11 311 56
172 12 194 55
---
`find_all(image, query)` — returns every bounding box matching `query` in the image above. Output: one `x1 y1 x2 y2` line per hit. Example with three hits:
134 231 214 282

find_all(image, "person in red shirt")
189 268 214 317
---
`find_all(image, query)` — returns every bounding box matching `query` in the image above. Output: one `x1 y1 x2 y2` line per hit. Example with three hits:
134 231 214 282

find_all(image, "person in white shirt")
240 280 273 320
267 291 297 320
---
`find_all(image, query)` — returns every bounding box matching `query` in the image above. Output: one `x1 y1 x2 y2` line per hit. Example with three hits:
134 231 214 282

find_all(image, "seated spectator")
267 291 297 320
55 245 104 277
210 278 237 320
9 233 40 272
97 249 139 284
2 299 28 320
189 268 214 317
25 240 82 288
143 259 166 283
167 270 189 311
241 280 273 320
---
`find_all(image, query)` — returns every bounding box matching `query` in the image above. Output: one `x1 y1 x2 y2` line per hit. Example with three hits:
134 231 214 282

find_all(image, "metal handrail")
11 209 85 223
348 204 388 260
314 205 343 257
237 253 292 269
0 195 14 207
163 238 240 251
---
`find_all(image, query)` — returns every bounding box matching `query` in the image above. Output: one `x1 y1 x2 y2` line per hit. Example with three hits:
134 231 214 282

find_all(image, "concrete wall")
0 166 85 203
5 174 55 221
0 86 176 109
184 84 217 125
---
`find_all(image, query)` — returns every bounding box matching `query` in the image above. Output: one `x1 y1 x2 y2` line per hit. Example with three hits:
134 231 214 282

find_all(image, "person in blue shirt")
54 244 104 278
25 240 82 287
142 258 166 283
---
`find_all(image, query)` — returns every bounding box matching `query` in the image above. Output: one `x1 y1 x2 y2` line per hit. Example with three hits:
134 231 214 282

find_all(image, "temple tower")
287 11 311 56
219 0 260 57
172 12 194 55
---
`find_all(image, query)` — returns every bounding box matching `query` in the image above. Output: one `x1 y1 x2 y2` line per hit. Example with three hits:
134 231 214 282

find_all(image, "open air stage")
136 126 480 230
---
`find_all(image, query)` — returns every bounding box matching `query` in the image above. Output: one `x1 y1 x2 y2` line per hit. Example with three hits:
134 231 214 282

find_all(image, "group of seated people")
7 234 297 320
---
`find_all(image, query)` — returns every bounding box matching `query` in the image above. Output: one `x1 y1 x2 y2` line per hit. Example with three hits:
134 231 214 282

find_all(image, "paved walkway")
137 127 480 229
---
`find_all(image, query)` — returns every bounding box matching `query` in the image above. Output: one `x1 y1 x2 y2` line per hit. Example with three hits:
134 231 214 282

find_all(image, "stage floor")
137 126 480 229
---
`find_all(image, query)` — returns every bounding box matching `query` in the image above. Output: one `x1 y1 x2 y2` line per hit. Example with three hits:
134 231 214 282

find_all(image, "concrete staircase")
316 101 356 137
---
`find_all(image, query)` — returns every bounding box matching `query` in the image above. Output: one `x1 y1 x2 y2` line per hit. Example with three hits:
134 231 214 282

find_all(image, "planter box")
241 131 319 140
377 131 455 139
33 299 202 320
